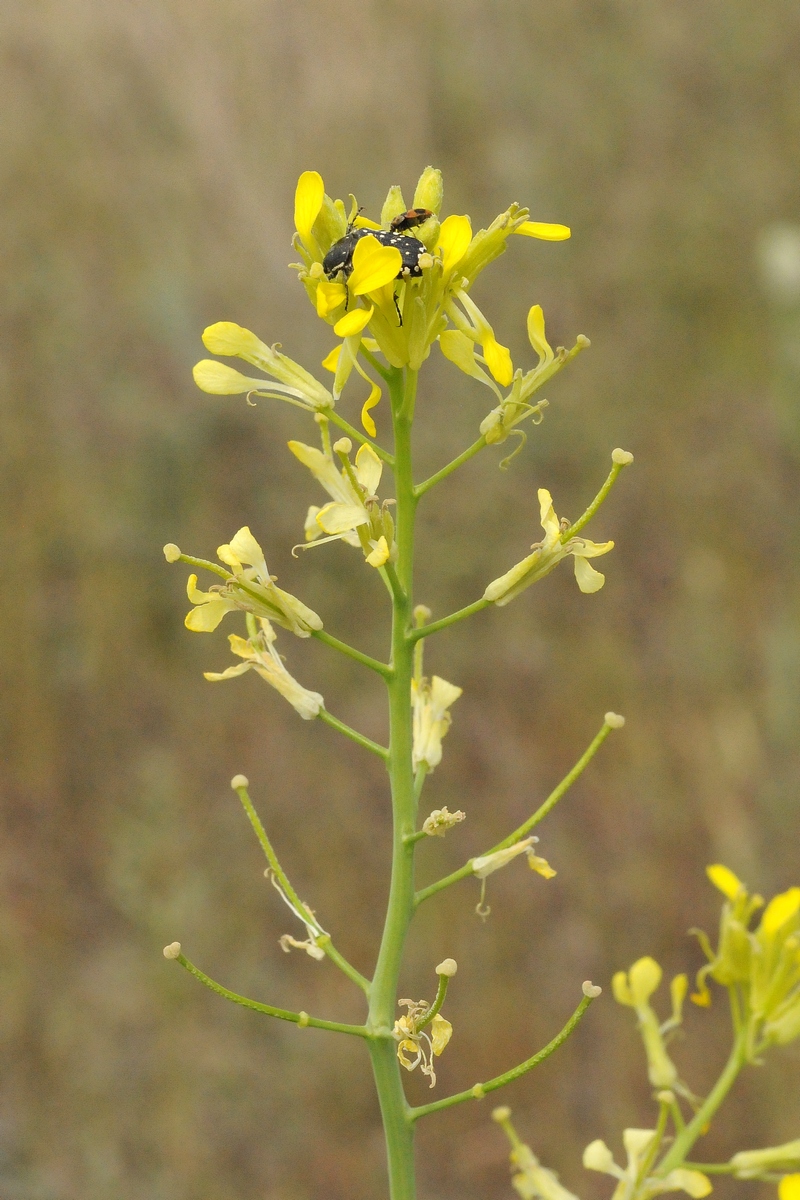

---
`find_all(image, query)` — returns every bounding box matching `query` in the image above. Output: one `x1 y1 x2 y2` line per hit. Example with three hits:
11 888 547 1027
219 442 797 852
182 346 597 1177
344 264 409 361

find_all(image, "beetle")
389 207 434 232
322 227 426 283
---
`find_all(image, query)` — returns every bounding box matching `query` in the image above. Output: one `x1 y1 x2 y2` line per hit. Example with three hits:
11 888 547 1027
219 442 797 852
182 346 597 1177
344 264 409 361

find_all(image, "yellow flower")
193 322 334 411
472 836 555 880
181 526 322 637
289 434 395 567
393 998 452 1088
411 674 462 771
484 489 614 605
204 618 324 720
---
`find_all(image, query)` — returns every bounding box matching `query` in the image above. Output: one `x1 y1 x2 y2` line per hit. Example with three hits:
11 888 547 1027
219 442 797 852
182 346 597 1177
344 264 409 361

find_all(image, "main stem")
367 366 419 1200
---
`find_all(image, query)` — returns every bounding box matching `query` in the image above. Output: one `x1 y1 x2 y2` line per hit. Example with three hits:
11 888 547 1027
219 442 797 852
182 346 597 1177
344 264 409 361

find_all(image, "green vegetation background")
2 2 799 1197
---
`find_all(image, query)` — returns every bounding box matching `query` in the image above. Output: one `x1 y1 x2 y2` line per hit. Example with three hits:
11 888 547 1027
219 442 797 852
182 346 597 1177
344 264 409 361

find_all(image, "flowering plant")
161 167 797 1200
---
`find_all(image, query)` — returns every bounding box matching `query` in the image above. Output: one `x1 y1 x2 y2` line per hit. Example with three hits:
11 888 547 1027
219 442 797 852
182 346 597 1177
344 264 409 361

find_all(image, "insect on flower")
322 227 427 282
389 206 434 231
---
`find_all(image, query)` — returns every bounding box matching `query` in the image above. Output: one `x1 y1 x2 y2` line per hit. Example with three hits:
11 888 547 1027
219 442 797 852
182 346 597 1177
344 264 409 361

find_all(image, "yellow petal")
439 329 481 377
365 536 390 567
779 1176 800 1200
629 956 662 1006
193 360 261 395
574 555 606 593
431 1013 453 1055
294 170 324 248
315 280 347 318
437 214 472 274
612 970 634 1006
352 214 382 230
514 221 571 241
707 864 745 901
185 597 231 632
316 502 368 535
761 888 800 936
334 306 373 338
354 443 383 494
348 235 402 295
538 489 560 541
360 378 381 437
201 322 268 363
321 345 340 373
482 334 513 386
526 304 554 363
203 662 252 681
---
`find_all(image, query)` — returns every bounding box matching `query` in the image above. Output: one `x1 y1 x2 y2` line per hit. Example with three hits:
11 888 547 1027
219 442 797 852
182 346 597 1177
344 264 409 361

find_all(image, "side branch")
168 950 368 1037
414 715 622 906
415 436 487 498
408 598 489 643
562 450 632 543
312 628 392 678
409 988 598 1121
233 779 371 994
318 709 390 760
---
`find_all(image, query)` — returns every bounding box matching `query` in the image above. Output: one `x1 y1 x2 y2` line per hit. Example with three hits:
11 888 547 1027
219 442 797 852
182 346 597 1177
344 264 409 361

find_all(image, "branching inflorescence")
161 168 799 1200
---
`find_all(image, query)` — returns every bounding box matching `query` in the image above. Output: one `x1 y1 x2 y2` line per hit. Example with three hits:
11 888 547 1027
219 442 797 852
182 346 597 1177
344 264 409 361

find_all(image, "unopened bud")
605 712 625 729
414 604 432 625
436 958 458 977
492 1105 512 1122
163 543 181 563
656 1090 676 1104
333 437 352 454
612 448 634 466
230 774 249 790
163 942 182 960
582 980 602 998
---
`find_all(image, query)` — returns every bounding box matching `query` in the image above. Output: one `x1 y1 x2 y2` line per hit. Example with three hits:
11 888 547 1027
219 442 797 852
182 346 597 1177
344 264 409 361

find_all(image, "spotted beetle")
389 207 434 232
322 227 426 282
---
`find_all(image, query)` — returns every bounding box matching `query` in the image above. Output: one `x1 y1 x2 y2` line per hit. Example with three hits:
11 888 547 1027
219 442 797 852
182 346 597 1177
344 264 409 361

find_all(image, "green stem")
415 718 616 906
682 1164 738 1175
410 991 596 1121
312 628 392 677
367 366 420 1200
655 1031 747 1174
318 709 389 760
562 457 626 543
415 436 487 497
173 953 368 1037
408 598 489 642
361 344 394 384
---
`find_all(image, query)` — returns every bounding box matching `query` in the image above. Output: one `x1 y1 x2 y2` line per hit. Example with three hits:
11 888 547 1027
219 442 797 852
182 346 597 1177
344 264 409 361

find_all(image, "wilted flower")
393 997 453 1089
583 1130 712 1200
204 617 324 720
412 674 462 771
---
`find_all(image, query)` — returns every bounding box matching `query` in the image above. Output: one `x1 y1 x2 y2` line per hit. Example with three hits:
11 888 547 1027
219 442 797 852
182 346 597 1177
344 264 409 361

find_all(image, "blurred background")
2 1 800 1197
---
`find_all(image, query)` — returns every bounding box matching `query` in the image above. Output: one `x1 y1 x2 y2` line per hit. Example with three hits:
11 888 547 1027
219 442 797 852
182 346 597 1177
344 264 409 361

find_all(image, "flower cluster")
584 1130 712 1200
691 865 800 1057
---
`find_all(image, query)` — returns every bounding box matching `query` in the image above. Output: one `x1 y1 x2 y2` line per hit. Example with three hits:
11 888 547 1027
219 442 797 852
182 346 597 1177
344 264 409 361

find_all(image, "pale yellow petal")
321 345 340 373
430 1013 452 1055
573 555 606 593
365 536 390 567
203 662 252 681
316 502 368 535
354 443 383 494
538 489 560 541
185 597 231 632
629 957 662 1006
193 360 262 395
201 322 269 365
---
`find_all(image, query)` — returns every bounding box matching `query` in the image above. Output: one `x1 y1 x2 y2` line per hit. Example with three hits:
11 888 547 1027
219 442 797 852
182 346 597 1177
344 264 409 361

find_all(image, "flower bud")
163 942 181 959
163 543 181 562
436 958 458 977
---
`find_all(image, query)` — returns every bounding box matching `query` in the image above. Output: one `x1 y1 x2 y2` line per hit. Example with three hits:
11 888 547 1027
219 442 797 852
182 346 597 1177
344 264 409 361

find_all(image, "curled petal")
482 334 514 386
204 662 252 681
430 1014 452 1056
361 378 381 436
526 305 554 365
